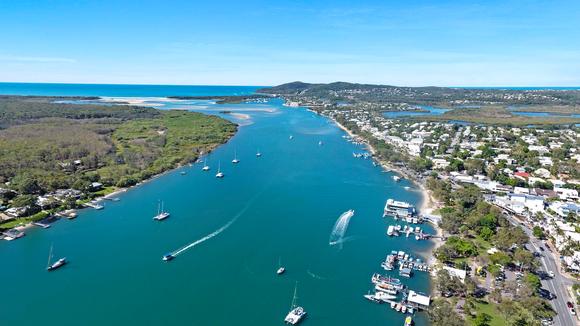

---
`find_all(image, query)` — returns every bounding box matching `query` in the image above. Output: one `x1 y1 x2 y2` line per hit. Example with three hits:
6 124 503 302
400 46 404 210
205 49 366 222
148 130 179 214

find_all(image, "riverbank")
323 110 445 268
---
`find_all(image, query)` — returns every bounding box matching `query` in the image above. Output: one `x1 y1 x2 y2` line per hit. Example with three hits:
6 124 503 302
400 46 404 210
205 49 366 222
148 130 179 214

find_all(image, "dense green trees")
0 97 236 218
428 299 466 326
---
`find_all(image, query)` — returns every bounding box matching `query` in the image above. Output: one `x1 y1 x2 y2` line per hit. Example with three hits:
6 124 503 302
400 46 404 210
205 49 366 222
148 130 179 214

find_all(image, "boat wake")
169 192 262 257
307 269 328 280
328 209 355 248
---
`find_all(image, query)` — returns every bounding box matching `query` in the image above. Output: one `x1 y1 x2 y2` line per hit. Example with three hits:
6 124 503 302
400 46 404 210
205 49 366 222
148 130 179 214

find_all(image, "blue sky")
1 0 579 86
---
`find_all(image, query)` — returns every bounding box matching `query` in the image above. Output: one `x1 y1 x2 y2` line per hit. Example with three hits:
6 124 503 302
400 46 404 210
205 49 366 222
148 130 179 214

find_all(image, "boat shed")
407 290 430 309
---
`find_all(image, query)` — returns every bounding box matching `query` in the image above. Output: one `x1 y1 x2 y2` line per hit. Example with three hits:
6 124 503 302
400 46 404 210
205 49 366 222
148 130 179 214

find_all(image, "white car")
548 271 555 278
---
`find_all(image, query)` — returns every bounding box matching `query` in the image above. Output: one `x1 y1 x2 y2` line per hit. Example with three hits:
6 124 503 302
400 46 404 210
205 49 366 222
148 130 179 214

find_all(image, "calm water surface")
0 85 433 325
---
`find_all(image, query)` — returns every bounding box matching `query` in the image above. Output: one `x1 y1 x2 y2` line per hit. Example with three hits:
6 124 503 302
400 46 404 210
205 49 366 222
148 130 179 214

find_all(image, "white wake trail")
329 209 355 248
170 192 263 257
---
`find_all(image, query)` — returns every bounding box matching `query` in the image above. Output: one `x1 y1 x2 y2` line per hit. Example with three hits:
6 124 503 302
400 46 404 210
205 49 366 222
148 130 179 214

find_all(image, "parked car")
538 288 556 300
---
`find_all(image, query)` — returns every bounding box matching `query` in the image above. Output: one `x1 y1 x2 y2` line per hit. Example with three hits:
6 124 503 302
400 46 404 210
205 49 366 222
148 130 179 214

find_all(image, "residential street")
506 214 578 326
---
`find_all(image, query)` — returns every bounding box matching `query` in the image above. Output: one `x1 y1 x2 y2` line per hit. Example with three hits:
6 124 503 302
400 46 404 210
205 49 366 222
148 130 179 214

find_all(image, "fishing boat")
232 150 240 164
284 282 306 324
162 253 174 261
202 158 210 171
153 201 170 221
215 161 224 178
46 245 66 271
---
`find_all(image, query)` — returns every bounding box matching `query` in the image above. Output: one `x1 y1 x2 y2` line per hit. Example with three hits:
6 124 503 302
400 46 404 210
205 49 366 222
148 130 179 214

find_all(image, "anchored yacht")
216 161 224 178
46 245 67 271
153 201 170 220
284 283 306 324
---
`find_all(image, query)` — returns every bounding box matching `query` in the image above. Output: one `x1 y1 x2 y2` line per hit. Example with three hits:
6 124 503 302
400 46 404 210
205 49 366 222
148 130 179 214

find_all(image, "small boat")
46 245 66 271
390 302 396 309
289 135 294 140
162 253 174 261
232 150 240 164
364 293 381 303
284 282 306 324
404 316 413 326
277 257 285 275
215 161 224 178
256 149 262 157
393 176 401 182
318 141 323 146
202 158 210 171
153 201 170 221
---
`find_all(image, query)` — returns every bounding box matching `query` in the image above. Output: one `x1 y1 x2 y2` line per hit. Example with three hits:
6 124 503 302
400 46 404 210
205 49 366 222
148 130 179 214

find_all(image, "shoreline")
2 127 238 236
322 109 444 271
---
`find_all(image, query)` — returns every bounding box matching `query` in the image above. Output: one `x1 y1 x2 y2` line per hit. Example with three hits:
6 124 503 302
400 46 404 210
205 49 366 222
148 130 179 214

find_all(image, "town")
261 81 580 326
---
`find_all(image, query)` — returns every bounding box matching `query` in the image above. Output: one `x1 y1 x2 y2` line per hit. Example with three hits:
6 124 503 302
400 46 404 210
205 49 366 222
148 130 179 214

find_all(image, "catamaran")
232 150 240 164
215 161 224 178
202 158 210 171
284 282 306 324
46 245 66 271
153 201 170 221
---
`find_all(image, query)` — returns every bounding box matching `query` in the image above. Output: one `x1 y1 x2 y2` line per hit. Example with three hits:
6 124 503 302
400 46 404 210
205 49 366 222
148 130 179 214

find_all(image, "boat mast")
47 244 53 268
290 281 298 309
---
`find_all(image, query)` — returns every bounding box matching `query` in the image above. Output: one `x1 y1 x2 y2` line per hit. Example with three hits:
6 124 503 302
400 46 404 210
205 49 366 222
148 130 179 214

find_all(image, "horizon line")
0 81 579 89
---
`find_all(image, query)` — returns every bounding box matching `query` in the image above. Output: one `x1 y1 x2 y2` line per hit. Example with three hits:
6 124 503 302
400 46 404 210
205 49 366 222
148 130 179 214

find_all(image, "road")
505 214 578 326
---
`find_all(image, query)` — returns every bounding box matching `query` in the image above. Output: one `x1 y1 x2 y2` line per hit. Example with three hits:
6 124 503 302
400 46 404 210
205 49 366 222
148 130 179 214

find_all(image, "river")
0 84 434 325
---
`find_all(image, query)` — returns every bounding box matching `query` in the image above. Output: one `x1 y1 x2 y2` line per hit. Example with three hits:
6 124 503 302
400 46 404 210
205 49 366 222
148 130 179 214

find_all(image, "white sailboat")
232 150 240 164
215 161 224 178
277 257 285 275
284 282 306 324
153 201 170 220
202 158 210 171
46 244 67 271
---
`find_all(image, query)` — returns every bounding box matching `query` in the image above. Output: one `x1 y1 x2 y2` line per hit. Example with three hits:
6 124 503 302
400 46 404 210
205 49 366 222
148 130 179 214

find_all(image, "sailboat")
284 282 306 324
153 201 170 220
202 158 210 171
46 244 67 271
232 150 240 164
215 161 224 178
277 257 285 275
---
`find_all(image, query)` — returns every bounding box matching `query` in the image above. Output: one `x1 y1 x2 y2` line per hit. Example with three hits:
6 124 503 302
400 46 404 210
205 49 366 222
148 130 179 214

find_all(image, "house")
550 202 580 217
534 168 551 178
554 187 578 201
90 182 103 191
538 157 553 166
432 158 450 170
563 252 580 273
443 266 467 283
514 172 530 181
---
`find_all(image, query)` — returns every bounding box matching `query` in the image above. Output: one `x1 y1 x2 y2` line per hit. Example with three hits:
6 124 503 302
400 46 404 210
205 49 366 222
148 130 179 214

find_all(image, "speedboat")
277 267 286 275
47 258 67 271
162 254 174 261
284 307 306 325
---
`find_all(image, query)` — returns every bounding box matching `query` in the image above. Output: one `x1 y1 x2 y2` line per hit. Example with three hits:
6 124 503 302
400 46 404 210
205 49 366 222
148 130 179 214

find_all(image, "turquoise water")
383 106 449 118
0 85 433 325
